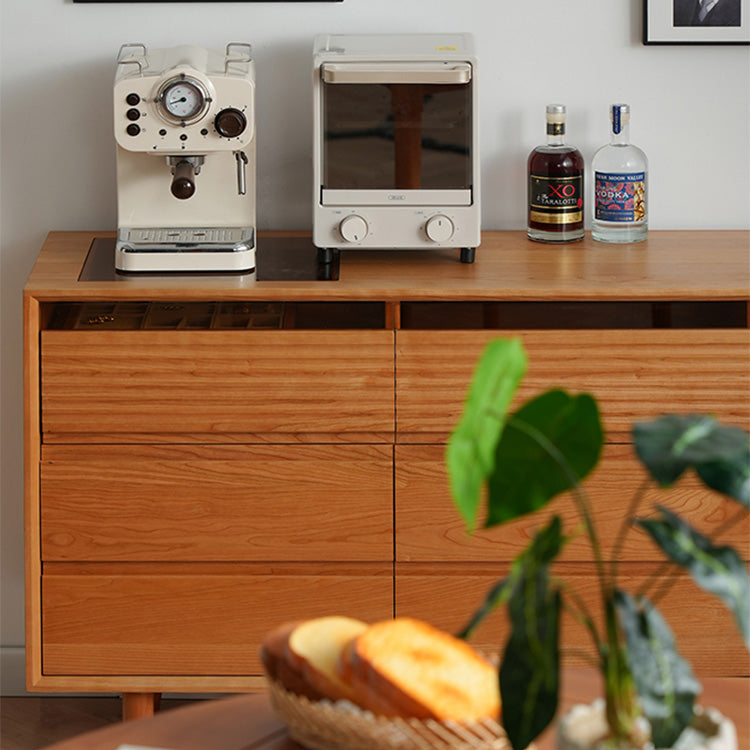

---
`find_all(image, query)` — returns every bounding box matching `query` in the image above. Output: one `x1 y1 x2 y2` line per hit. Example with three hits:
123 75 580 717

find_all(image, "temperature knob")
425 215 455 243
214 108 247 138
339 215 368 243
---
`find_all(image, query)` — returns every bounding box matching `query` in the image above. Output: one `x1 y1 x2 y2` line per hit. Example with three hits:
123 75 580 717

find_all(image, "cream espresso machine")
114 44 256 272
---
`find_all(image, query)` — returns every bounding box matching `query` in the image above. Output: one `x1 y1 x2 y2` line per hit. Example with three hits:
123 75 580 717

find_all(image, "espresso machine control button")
339 214 368 243
126 93 140 106
126 108 141 121
126 123 141 137
214 108 247 138
425 214 455 243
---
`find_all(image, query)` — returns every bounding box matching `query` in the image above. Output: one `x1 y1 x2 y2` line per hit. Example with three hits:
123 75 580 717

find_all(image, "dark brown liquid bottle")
527 104 584 243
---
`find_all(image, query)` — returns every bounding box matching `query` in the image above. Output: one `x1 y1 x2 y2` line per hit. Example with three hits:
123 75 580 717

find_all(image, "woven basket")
266 678 513 750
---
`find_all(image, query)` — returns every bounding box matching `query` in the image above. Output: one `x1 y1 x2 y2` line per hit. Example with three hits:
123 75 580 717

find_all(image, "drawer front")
42 566 392 676
41 330 394 441
396 445 750 563
42 445 393 562
396 329 750 442
396 564 750 677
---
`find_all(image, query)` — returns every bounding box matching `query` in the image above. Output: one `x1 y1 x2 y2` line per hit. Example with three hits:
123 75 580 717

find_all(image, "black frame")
644 0 749 43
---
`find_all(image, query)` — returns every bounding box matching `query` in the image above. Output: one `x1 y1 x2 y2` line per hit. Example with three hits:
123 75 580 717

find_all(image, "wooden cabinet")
24 230 750 715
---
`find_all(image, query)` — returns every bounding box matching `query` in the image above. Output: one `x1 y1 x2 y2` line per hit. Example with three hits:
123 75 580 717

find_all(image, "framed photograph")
644 0 750 43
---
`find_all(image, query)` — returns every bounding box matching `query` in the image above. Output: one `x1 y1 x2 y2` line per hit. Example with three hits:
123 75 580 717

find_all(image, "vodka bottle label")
529 174 583 225
594 172 646 222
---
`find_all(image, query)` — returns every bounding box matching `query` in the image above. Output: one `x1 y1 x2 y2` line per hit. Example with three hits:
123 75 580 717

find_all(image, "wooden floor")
0 697 194 750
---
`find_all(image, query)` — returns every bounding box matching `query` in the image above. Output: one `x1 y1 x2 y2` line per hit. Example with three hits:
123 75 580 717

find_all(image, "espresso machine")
114 43 256 272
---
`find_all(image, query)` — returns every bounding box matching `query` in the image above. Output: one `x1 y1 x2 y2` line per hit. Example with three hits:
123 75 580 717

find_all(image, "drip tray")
79 237 339 281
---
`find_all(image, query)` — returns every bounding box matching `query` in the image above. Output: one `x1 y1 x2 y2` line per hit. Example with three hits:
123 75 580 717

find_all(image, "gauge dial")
157 76 209 123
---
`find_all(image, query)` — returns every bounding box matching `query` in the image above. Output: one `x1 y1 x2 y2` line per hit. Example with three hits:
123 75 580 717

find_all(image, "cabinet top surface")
24 230 750 302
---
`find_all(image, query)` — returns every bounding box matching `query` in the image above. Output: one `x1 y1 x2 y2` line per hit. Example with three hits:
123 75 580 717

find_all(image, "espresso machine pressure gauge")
157 76 210 123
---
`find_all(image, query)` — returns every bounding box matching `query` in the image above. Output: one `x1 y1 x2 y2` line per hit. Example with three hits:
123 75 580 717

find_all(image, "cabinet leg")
122 692 161 721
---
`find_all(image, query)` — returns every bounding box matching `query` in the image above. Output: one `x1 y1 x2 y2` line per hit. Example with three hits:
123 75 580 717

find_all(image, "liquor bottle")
592 104 648 243
527 104 584 243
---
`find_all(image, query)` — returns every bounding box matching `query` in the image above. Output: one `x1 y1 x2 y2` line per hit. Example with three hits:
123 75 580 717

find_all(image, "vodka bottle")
592 104 648 243
527 104 584 243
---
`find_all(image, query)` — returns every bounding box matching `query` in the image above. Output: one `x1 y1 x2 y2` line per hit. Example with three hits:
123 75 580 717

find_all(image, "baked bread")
262 616 500 722
285 615 368 702
338 617 499 721
260 620 323 701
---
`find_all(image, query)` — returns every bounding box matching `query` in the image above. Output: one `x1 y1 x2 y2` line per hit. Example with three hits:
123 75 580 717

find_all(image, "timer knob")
339 215 368 243
425 215 455 243
214 108 247 138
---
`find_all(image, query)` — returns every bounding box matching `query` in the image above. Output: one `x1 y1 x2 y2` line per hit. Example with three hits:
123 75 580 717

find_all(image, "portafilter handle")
167 156 204 200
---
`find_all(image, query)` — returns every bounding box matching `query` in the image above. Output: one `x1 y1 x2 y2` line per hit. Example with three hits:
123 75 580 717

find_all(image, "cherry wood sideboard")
24 230 750 718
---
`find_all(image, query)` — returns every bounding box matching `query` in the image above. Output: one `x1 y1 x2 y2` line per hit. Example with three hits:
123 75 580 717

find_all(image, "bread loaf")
338 617 500 721
285 615 368 702
262 616 500 722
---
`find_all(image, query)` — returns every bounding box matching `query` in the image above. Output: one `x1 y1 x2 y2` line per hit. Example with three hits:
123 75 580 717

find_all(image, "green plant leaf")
499 517 564 750
446 338 527 531
455 576 513 641
615 590 700 748
633 415 750 506
636 506 750 649
485 390 603 527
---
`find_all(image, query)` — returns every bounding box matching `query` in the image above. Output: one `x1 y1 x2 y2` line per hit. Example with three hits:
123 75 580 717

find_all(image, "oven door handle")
320 62 471 85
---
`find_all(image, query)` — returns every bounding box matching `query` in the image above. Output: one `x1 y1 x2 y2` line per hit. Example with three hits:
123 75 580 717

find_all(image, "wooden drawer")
42 564 392 676
42 444 393 562
396 444 750 563
396 329 750 442
396 563 750 677
40 330 394 442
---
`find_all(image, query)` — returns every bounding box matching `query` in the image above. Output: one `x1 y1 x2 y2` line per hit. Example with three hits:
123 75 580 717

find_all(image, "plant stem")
610 476 652 581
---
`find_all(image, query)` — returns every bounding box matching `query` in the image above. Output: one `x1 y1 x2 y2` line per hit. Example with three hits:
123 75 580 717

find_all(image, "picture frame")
644 0 750 43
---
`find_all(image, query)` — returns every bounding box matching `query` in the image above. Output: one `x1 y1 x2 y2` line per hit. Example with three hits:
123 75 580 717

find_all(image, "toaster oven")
313 34 480 263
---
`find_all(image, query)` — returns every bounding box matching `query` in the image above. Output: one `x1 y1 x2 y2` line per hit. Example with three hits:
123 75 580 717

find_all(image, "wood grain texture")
42 566 392 676
41 444 393 562
41 330 394 439
395 443 750 563
395 562 750 677
24 230 750 302
396 329 750 441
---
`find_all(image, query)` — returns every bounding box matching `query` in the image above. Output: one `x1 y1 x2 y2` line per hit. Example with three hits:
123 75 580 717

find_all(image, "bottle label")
529 174 583 224
595 172 646 222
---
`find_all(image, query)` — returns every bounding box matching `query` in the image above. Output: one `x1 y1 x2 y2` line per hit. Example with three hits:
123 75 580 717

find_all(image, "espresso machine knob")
339 214 368 243
214 108 247 138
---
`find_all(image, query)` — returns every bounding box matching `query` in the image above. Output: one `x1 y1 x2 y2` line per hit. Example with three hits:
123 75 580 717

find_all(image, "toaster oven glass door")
320 62 473 206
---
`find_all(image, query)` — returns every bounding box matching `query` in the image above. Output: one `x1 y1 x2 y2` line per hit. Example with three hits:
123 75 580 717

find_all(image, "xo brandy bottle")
527 104 584 243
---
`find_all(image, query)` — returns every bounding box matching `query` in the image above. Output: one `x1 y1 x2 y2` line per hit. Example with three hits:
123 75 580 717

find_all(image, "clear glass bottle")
527 104 585 243
592 104 648 243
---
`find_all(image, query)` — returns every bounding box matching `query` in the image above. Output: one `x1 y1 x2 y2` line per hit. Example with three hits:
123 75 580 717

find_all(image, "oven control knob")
339 215 368 243
425 215 455 243
214 108 247 138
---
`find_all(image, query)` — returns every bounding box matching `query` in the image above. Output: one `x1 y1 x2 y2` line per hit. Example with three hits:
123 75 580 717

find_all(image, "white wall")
1 0 748 694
